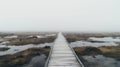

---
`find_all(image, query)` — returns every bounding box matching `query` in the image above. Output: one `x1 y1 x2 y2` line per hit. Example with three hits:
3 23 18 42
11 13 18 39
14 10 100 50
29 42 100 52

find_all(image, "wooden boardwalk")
48 33 81 67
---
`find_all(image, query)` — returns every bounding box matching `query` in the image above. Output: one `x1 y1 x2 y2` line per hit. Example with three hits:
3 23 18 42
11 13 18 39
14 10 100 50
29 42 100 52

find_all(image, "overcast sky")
0 0 120 32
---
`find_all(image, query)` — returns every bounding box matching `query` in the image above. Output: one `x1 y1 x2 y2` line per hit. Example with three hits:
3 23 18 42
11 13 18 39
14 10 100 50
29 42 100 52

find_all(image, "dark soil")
0 47 50 67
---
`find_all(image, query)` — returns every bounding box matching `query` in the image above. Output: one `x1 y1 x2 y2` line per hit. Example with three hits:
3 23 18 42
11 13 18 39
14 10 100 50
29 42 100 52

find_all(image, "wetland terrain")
0 32 57 67
1 32 120 67
64 32 120 67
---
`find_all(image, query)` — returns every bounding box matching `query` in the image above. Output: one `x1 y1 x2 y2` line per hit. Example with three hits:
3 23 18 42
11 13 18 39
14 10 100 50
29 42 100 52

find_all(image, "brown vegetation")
63 32 120 43
0 47 50 67
7 36 56 45
74 46 120 60
0 47 9 51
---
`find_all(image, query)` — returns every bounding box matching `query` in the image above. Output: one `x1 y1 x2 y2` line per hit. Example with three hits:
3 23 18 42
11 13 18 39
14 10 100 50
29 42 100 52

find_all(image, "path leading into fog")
48 32 82 67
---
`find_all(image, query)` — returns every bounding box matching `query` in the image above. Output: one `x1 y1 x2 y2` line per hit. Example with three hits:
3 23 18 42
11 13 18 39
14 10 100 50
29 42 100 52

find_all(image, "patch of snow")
36 35 46 38
27 34 56 38
4 35 18 38
0 41 9 45
28 35 46 38
70 41 118 47
88 37 120 42
45 34 56 37
0 43 53 56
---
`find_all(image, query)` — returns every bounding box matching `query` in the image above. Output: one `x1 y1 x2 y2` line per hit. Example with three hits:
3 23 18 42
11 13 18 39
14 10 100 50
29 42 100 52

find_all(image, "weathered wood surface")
48 33 81 67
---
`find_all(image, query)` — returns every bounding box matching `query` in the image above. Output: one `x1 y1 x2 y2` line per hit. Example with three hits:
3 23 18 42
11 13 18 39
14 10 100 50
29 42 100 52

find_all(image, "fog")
0 0 120 32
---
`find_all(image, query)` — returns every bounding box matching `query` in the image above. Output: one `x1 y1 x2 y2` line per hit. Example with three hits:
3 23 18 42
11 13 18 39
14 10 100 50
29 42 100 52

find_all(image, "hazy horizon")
0 0 120 32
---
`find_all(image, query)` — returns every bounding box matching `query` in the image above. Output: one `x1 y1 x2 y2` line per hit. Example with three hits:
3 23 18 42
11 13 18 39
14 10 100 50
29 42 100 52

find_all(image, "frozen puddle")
0 43 53 56
23 54 47 67
82 55 120 67
70 41 118 47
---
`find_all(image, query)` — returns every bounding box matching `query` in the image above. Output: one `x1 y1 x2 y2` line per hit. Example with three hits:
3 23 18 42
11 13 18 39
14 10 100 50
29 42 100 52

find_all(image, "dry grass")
74 46 120 60
0 47 50 67
7 36 56 45
0 47 9 51
99 46 120 53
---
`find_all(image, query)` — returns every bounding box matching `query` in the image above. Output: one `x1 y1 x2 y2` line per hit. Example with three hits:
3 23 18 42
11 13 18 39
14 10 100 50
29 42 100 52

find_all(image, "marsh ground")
64 32 120 67
0 32 57 67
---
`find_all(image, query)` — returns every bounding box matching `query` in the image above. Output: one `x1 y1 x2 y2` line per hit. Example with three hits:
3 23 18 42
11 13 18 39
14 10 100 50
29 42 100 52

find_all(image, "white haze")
0 0 120 32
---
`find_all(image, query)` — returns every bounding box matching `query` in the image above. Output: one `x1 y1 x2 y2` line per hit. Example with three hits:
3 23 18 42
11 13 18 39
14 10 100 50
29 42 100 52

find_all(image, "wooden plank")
48 33 81 67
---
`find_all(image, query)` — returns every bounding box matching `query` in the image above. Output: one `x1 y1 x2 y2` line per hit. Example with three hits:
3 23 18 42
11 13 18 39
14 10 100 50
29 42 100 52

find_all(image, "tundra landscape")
0 32 57 67
0 32 120 67
0 0 119 67
64 32 120 67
